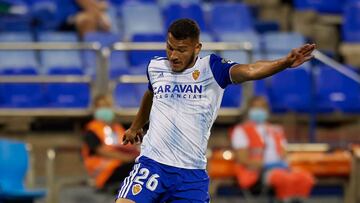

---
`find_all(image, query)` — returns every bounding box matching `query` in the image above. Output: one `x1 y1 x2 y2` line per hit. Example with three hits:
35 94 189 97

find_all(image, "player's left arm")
230 43 316 84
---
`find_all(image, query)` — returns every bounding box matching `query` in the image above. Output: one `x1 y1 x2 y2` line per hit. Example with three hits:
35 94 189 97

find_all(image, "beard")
184 52 196 70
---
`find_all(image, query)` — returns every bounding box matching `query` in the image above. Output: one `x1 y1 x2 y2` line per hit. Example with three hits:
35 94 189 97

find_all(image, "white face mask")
248 108 269 124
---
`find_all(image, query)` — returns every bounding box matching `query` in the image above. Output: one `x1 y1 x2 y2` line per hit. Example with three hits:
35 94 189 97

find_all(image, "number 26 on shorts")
134 168 160 191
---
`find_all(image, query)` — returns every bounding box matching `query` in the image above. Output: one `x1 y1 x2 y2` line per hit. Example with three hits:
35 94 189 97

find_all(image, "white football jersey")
140 54 238 169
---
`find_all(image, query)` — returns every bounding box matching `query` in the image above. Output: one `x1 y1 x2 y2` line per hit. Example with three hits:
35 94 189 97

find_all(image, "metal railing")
0 42 102 116
0 42 254 120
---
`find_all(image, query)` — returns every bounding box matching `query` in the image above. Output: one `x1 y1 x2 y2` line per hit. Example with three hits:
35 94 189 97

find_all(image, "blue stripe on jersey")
209 54 238 89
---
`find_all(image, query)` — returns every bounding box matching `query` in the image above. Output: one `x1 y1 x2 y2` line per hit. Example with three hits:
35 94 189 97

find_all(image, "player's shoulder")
148 56 170 71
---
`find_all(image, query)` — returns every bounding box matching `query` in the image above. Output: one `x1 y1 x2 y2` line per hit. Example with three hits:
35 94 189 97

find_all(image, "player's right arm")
122 90 153 145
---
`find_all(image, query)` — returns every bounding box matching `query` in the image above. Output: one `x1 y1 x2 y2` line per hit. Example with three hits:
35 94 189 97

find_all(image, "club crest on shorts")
132 184 142 195
192 70 200 80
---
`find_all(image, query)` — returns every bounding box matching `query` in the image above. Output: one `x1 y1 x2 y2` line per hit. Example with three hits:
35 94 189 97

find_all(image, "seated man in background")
58 0 111 37
231 96 314 203
82 94 139 193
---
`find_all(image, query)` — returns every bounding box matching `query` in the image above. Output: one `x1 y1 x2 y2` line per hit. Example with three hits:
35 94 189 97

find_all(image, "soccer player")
116 18 315 203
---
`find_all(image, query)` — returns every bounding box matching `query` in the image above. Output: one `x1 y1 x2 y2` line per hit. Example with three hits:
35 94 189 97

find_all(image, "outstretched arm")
230 44 316 84
123 90 153 145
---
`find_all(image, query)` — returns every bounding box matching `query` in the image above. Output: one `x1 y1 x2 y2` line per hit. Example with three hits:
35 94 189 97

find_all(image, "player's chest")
150 70 213 101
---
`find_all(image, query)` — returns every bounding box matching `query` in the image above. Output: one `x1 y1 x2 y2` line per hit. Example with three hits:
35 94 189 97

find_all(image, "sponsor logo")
132 184 142 196
192 70 200 80
153 84 204 100
221 58 234 64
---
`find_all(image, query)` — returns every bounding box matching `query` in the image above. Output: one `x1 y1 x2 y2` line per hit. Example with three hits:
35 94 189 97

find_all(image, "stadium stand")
83 32 128 76
129 33 166 68
209 3 254 34
0 0 359 202
0 32 38 72
316 65 360 113
121 3 164 39
293 0 344 14
163 3 208 32
38 32 83 73
218 31 262 64
45 68 90 108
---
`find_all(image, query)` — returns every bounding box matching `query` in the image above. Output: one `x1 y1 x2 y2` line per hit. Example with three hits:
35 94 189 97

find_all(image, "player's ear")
195 43 202 55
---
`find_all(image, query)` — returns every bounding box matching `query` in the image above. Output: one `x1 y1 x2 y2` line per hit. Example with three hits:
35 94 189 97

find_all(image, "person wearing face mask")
82 94 139 192
230 96 314 203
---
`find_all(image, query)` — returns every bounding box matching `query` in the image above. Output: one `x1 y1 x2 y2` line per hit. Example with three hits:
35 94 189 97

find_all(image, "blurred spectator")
82 94 139 192
230 96 314 203
59 0 111 37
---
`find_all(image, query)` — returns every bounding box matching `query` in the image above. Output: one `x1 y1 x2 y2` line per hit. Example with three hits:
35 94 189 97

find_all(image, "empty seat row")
1 64 358 113
257 65 360 113
0 31 307 76
2 2 256 38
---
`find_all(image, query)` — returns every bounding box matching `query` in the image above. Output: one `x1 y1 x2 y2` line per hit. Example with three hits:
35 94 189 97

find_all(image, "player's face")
166 33 202 72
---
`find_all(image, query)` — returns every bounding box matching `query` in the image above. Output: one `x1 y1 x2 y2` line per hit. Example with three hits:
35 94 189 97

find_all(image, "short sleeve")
209 54 238 88
231 127 249 149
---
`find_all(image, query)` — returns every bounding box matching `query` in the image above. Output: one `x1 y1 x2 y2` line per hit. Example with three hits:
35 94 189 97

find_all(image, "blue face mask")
248 108 268 124
94 107 115 123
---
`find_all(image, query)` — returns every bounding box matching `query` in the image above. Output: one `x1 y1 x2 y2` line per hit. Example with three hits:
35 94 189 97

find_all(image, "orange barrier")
207 149 236 179
288 151 352 177
208 149 352 179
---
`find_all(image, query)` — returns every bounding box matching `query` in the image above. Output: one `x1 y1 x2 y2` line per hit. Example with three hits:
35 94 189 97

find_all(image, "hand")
286 43 316 68
122 128 144 145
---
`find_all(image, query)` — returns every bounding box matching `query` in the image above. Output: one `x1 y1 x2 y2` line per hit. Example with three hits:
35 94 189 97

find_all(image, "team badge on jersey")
132 184 142 195
192 70 200 80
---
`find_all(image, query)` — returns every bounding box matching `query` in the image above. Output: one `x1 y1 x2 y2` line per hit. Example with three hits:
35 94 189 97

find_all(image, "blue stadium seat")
45 68 90 108
129 33 166 68
263 32 306 54
29 0 60 30
0 139 46 202
292 0 344 14
158 0 201 7
0 32 38 72
0 0 32 31
221 84 242 108
267 67 312 113
114 83 148 108
0 68 45 108
38 32 83 73
316 65 360 113
163 3 207 32
342 2 360 42
83 32 128 75
218 32 262 64
254 79 268 96
110 0 157 6
121 4 164 39
209 3 254 34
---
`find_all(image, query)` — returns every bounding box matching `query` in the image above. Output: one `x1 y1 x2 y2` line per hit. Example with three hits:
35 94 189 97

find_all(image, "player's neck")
186 56 198 69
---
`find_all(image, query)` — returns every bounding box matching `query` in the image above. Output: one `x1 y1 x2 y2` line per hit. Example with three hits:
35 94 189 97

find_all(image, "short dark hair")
168 18 200 40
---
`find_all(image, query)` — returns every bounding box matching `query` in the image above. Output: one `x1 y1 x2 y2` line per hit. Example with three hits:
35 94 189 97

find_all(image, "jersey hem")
141 154 207 170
